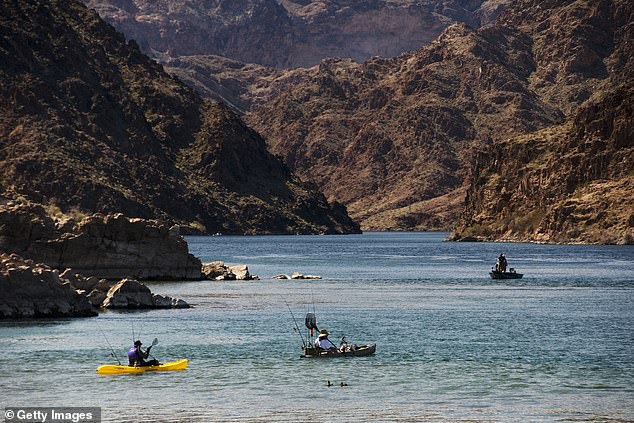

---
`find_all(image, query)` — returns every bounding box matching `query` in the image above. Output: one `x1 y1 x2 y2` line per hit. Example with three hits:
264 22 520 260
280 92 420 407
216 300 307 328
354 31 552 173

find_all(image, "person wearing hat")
128 340 159 366
314 329 337 351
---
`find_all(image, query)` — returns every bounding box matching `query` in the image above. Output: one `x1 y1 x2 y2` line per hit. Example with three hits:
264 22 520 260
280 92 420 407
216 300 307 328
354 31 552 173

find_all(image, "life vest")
128 346 139 363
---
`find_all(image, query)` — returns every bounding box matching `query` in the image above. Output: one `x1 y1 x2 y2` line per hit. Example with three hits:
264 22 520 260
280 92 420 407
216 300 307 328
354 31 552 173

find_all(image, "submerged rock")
291 272 322 280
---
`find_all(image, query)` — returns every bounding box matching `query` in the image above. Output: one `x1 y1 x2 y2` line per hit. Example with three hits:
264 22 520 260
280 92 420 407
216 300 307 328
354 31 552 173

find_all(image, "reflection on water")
1 233 633 422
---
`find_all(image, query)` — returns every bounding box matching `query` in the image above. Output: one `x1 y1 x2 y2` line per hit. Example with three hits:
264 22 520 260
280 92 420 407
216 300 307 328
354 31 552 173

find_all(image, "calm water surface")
1 232 633 422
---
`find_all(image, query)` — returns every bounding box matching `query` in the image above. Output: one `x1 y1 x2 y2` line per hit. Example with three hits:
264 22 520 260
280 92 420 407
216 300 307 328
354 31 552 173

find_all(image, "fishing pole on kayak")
284 298 306 348
98 325 121 365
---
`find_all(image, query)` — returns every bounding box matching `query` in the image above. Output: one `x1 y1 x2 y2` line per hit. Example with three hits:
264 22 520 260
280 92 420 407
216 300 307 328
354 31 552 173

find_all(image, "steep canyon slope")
248 0 633 240
82 0 633 241
451 0 634 244
0 0 359 234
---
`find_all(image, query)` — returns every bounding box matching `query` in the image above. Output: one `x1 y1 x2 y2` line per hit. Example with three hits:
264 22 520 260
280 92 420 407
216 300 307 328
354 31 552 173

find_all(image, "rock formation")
451 82 634 244
102 279 189 308
201 261 256 280
0 253 190 318
0 254 97 318
0 0 359 235
244 23 563 230
450 0 634 244
242 0 631 241
0 201 202 280
92 0 632 242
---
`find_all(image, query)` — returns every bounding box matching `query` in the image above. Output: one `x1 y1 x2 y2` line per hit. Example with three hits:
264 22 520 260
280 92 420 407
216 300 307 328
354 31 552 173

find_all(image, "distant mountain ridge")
80 0 633 242
83 0 508 68
0 0 359 234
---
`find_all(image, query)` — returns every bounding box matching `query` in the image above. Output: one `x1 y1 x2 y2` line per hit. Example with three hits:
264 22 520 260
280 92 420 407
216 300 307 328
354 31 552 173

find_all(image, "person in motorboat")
128 340 159 367
314 329 338 351
496 253 508 272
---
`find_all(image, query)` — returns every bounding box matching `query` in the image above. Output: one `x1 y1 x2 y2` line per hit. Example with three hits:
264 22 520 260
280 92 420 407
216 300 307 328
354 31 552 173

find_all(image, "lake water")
1 232 633 422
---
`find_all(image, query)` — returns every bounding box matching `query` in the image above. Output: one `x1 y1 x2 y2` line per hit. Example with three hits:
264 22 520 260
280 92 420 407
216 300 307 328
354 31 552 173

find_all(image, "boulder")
0 253 97 318
271 274 290 279
102 279 154 308
228 264 251 280
202 262 254 280
152 294 189 309
86 288 108 307
101 278 189 309
202 261 233 280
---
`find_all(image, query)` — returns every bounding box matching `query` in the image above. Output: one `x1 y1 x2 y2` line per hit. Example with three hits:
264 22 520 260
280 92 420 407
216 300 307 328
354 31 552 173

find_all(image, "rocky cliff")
0 202 202 279
450 0 634 244
83 0 507 69
0 0 359 235
244 0 632 240
21 0 632 242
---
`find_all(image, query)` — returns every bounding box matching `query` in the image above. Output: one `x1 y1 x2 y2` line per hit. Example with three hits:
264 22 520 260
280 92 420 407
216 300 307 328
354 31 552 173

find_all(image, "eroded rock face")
448 0 634 244
0 254 97 318
0 202 202 280
451 83 634 245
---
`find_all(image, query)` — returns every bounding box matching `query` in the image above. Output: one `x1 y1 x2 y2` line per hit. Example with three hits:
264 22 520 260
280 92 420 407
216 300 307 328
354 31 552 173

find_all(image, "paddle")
148 337 158 355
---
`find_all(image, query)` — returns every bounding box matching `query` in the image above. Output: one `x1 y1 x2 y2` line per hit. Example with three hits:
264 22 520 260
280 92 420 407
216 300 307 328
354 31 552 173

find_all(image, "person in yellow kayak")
128 340 159 367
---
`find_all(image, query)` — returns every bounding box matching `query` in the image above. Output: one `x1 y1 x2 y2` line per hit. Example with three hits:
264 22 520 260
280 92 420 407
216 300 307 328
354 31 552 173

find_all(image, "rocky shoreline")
0 201 325 319
0 202 202 280
0 253 190 319
0 202 199 319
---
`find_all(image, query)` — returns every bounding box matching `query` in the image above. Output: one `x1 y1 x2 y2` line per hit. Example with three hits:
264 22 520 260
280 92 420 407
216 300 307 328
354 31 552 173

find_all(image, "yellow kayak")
97 359 188 375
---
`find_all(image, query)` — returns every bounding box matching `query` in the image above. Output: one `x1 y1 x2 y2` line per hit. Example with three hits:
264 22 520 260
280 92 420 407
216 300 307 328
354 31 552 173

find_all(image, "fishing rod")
284 298 306 348
98 325 121 365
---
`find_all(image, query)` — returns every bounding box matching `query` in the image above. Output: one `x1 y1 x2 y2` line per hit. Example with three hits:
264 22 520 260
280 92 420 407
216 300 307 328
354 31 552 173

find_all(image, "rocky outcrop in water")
201 261 256 280
102 279 189 309
0 254 97 318
0 253 190 318
0 202 202 280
